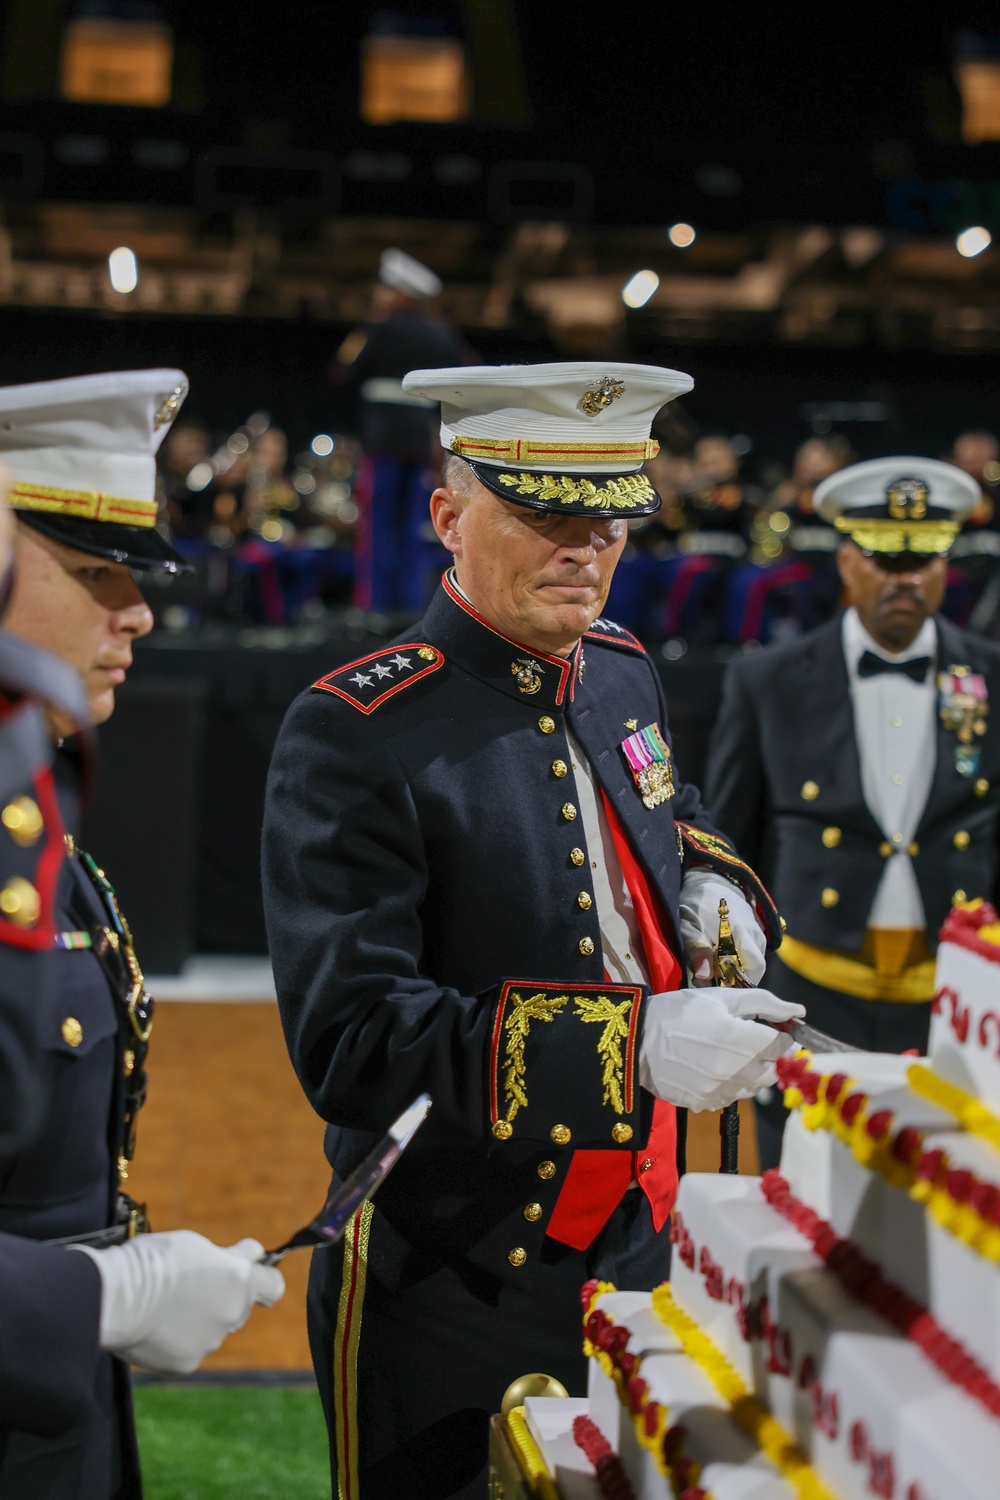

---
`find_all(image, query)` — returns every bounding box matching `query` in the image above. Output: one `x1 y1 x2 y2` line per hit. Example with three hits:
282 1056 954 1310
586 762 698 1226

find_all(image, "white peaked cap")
401 362 692 472
379 248 442 299
815 455 980 556
0 368 188 514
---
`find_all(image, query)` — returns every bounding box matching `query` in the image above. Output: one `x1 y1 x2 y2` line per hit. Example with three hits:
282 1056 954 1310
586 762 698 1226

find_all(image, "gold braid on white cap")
6 482 158 528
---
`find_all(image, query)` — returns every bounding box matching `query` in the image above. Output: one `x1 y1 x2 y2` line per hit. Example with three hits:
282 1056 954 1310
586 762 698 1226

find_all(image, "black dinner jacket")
705 613 1000 953
263 576 779 1288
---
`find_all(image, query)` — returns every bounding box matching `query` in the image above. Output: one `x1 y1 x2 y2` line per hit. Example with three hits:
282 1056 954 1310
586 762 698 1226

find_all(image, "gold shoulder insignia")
583 618 646 654
313 644 444 715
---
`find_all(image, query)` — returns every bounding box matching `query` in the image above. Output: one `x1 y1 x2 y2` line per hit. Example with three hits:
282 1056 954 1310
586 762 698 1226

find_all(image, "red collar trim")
442 570 583 707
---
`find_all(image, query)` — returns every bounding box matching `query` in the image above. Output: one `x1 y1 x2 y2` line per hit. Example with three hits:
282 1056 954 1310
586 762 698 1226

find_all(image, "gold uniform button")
508 1247 527 1267
550 1124 571 1146
417 647 437 661
577 891 593 910
1 796 43 848
123 1048 136 1077
954 830 971 850
538 716 555 734
891 831 904 844
537 1159 556 1180
821 887 840 908
908 842 919 857
492 1120 513 1141
821 826 841 849
0 877 40 927
561 803 578 821
954 890 968 904
523 1202 543 1223
879 841 893 858
976 778 990 797
570 847 585 867
639 1157 653 1173
61 1016 83 1048
801 781 820 801
611 1122 633 1144
551 760 568 778
579 936 595 956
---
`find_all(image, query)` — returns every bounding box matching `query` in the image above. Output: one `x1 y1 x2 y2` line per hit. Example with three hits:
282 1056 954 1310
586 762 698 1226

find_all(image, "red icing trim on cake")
938 900 1000 966
572 1415 637 1500
762 1170 1000 1424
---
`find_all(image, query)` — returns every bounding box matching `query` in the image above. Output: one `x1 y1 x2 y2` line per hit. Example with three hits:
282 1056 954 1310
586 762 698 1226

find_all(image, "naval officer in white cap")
0 370 285 1500
264 360 802 1499
332 248 472 614
706 454 1000 1166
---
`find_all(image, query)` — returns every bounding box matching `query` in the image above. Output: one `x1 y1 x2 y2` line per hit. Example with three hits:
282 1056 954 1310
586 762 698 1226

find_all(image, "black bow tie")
857 650 932 683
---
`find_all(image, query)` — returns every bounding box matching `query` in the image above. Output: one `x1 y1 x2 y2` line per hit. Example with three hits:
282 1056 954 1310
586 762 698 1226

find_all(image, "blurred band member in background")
333 248 473 612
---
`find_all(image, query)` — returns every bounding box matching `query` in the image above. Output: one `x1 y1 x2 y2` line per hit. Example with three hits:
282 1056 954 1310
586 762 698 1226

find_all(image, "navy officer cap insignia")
314 644 443 714
815 455 979 560
400 360 693 519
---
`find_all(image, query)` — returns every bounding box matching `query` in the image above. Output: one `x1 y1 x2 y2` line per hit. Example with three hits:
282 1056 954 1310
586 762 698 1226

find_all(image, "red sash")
545 793 682 1251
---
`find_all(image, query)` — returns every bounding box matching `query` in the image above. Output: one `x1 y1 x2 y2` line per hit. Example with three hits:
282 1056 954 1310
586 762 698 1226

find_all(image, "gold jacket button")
523 1202 543 1223
579 936 595 956
550 1124 571 1146
821 887 839 908
508 1247 527 1267
417 647 437 662
954 829 971 850
492 1120 513 1141
537 1159 556 1179
879 841 893 858
954 889 967 904
561 803 578 821
1 796 43 847
821 826 841 848
639 1157 653 1173
801 781 820 801
61 1016 83 1048
538 716 555 734
570 847 585 867
908 841 919 857
577 891 593 910
551 760 568 778
976 778 990 797
611 1122 633 1143
0 877 40 927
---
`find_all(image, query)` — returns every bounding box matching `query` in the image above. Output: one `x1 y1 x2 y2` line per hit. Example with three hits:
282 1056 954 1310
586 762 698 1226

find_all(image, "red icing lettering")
869 1448 895 1498
934 985 970 1043
671 1211 695 1270
850 1419 869 1463
699 1245 724 1300
979 1010 1000 1057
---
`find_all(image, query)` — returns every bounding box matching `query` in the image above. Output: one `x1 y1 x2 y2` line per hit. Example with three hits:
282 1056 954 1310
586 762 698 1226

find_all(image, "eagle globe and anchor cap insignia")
580 376 626 416
886 475 929 521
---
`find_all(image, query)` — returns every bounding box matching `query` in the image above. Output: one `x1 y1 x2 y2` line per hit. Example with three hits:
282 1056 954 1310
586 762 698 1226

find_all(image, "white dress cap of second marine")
401 361 693 518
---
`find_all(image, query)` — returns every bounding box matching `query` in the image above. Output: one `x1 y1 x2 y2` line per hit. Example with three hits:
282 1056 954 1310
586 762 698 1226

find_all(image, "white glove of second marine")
71 1229 285 1375
679 869 768 986
638 986 803 1112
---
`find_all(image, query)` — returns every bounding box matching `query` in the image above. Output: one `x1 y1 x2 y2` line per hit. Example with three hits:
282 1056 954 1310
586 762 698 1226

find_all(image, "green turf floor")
133 1385 331 1499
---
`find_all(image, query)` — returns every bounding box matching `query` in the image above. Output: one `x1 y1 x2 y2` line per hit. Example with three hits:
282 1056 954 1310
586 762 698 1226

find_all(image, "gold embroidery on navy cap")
580 376 626 415
886 475 929 521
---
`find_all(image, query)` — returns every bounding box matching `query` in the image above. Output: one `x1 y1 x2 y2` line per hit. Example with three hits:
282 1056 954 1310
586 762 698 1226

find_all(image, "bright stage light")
667 222 696 248
108 246 138 293
621 269 660 309
956 225 992 258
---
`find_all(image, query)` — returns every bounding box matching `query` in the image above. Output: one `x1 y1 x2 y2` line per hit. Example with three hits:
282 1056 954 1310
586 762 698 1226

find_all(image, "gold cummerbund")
778 927 935 1003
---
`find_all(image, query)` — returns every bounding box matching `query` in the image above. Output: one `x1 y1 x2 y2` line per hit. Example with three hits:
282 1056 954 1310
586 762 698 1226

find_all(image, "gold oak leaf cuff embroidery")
574 993 633 1115
502 990 569 1125
497 472 656 511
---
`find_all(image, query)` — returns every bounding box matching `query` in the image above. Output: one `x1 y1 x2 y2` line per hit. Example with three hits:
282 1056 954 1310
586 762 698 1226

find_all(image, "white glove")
679 869 768 986
70 1230 285 1375
639 986 804 1112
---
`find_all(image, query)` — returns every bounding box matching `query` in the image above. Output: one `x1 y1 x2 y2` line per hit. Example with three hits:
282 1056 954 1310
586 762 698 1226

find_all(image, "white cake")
515 901 1000 1500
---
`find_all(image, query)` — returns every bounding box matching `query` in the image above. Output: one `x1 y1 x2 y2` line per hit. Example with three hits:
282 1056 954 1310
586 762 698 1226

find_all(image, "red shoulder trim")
313 644 444 715
583 618 646 654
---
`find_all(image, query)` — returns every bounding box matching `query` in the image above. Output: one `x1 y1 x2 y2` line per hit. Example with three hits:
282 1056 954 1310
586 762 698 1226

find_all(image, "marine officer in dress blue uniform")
0 374 284 1500
705 456 1000 1167
335 248 472 613
263 361 805 1500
